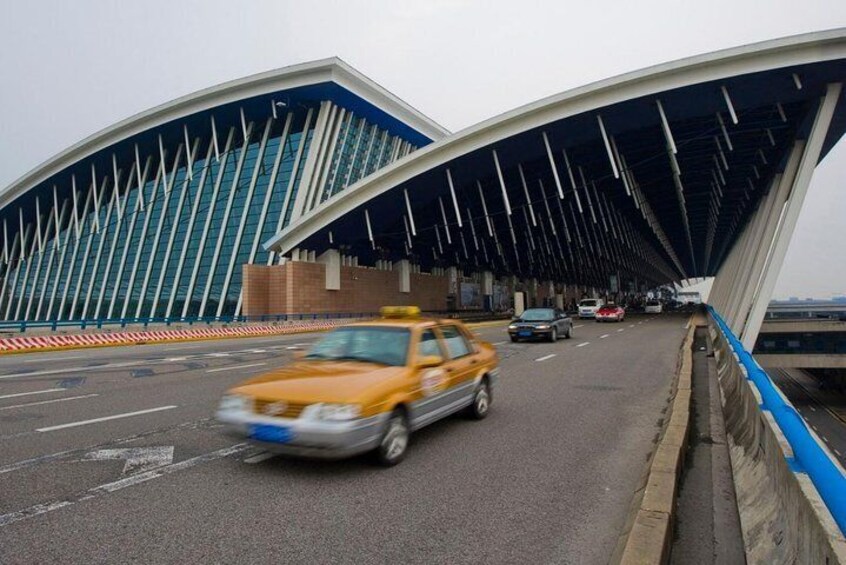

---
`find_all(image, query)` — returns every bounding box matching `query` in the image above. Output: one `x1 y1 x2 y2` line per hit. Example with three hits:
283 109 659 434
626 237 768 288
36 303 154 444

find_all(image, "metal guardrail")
709 305 846 535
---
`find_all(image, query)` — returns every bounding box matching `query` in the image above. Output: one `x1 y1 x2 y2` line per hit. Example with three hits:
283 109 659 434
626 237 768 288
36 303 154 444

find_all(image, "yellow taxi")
216 307 500 466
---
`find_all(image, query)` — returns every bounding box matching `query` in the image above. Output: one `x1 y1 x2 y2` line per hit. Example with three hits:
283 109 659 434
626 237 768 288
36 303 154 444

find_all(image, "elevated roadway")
0 314 688 564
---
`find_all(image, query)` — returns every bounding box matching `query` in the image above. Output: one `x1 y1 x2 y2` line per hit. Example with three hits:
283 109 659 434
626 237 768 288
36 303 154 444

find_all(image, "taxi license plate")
519 330 533 337
249 424 293 444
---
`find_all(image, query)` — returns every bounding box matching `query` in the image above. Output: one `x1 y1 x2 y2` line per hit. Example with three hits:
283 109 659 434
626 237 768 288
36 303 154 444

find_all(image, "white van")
645 300 663 314
578 298 605 318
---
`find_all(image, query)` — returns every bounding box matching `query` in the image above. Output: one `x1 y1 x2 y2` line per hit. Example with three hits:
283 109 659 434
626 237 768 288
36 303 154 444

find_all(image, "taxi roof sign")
380 306 421 319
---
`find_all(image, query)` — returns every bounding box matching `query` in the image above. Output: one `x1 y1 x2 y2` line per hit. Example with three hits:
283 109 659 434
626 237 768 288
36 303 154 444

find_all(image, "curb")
618 314 699 564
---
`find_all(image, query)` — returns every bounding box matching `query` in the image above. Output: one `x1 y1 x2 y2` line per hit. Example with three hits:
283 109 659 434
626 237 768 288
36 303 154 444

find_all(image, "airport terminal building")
1 30 846 333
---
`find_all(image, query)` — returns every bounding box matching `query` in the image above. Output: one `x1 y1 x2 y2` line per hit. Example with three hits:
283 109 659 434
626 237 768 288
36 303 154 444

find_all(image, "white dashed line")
637 322 643 325
0 394 99 411
617 329 624 332
577 342 590 348
206 363 267 374
206 353 231 358
600 334 610 339
535 354 556 362
574 325 584 328
822 436 830 443
0 388 64 400
37 406 178 433
20 355 83 363
836 449 843 457
0 360 145 380
492 341 507 346
812 425 818 431
629 324 635 328
810 406 816 412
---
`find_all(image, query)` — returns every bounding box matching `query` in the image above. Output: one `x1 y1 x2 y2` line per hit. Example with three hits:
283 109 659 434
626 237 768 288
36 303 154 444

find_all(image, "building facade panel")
0 61 434 321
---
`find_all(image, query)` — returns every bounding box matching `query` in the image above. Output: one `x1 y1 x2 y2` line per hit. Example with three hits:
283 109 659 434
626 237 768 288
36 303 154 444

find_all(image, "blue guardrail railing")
709 305 846 535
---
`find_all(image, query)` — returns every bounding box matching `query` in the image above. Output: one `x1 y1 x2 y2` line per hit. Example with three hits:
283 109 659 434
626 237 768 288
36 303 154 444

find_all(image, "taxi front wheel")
375 410 409 467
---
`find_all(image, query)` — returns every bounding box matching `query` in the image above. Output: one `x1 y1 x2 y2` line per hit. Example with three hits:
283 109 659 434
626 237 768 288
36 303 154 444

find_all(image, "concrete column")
742 83 842 350
395 259 411 294
318 249 340 291
514 291 525 316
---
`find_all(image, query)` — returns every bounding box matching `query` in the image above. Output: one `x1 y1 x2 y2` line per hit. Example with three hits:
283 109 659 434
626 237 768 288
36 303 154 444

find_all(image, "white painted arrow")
83 446 174 475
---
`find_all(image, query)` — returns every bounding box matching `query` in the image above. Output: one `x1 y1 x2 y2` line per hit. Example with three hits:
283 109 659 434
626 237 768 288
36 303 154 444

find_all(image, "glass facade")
0 97 422 321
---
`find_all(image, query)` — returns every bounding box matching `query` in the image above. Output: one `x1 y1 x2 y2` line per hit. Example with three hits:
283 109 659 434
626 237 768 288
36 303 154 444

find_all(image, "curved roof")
266 28 846 279
0 57 449 211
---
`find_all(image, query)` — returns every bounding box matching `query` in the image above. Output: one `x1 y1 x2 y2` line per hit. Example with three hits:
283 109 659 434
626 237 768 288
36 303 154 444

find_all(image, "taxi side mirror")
417 355 443 368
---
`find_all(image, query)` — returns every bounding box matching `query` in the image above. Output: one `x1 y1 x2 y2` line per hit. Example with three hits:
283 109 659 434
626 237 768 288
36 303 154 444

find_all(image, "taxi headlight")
219 394 249 412
303 403 362 421
536 324 550 330
508 324 518 330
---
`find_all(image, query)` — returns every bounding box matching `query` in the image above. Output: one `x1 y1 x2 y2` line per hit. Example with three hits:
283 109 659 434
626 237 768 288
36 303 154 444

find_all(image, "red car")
595 304 625 322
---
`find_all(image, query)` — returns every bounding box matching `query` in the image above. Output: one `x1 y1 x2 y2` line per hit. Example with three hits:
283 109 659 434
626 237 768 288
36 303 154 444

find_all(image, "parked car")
578 298 605 319
595 304 626 322
216 306 499 466
645 300 663 314
508 307 573 342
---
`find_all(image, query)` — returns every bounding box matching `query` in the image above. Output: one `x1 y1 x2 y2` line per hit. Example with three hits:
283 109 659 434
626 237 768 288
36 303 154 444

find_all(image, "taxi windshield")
305 326 411 366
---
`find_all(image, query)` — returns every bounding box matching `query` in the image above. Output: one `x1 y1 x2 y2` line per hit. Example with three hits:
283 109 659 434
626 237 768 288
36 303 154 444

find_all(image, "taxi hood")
230 360 406 403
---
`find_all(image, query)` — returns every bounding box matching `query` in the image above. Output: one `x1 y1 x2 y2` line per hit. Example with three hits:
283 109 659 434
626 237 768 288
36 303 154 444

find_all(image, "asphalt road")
769 367 846 467
0 314 688 564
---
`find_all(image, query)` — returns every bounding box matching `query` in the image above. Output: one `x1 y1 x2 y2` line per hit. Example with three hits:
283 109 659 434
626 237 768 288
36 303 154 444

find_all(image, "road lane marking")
0 360 145 380
812 425 818 431
577 342 590 347
0 443 248 528
836 449 843 457
0 394 99 411
574 324 584 328
492 341 507 346
810 406 816 412
535 354 556 362
0 388 64 400
629 324 635 328
600 334 610 339
20 355 83 363
83 446 174 475
617 329 624 332
36 406 178 433
823 436 830 443
206 353 231 358
206 363 267 374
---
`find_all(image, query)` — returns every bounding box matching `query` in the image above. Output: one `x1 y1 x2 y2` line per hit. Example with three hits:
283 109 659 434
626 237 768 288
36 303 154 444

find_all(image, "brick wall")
242 262 449 315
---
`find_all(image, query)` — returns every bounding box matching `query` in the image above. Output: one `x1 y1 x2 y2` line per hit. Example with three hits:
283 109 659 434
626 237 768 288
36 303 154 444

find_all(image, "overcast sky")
1 0 844 298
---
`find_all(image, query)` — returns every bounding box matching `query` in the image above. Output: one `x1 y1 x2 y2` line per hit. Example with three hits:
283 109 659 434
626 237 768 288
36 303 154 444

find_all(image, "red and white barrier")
0 320 358 354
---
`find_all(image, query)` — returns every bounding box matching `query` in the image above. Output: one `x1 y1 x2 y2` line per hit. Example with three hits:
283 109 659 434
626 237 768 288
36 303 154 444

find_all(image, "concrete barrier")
618 317 696 564
0 320 357 355
708 314 846 563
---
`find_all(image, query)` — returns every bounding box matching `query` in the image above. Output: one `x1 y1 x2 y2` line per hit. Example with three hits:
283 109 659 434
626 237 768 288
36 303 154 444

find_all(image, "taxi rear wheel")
375 410 409 467
467 379 491 420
